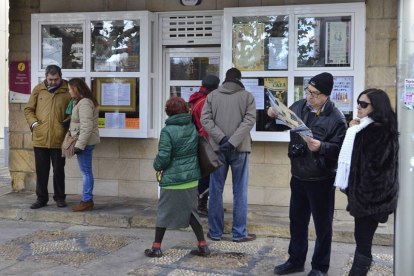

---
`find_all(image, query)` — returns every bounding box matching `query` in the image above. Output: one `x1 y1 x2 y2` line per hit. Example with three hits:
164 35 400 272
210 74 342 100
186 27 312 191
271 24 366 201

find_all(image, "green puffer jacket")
154 113 201 187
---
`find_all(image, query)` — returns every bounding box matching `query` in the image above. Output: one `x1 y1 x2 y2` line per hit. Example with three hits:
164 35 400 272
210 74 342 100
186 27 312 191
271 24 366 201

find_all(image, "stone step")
0 192 394 246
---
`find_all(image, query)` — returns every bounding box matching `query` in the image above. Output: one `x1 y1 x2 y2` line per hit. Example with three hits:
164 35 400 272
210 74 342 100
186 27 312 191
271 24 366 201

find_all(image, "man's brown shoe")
233 234 257 243
72 200 94 212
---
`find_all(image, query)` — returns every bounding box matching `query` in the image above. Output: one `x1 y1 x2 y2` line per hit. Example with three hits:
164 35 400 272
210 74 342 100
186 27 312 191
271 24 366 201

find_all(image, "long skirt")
156 186 202 229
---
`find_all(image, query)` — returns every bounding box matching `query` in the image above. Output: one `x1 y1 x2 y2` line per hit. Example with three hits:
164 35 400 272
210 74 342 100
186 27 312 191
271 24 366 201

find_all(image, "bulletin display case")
31 11 156 138
222 3 366 141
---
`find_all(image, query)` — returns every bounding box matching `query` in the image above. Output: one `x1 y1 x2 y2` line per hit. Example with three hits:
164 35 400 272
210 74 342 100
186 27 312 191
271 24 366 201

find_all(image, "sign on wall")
9 61 31 103
180 0 201 6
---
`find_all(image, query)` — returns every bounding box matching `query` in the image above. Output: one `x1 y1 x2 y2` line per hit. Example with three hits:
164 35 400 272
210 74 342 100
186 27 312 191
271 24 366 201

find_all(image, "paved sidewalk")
0 191 394 246
0 148 11 196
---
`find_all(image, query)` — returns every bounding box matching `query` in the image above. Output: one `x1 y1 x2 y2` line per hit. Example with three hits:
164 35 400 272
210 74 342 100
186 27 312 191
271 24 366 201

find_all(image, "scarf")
66 98 74 115
46 79 63 93
334 116 374 190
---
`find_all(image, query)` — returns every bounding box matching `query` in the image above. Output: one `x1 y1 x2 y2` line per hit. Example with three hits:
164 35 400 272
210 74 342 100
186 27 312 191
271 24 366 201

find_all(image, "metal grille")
162 14 222 45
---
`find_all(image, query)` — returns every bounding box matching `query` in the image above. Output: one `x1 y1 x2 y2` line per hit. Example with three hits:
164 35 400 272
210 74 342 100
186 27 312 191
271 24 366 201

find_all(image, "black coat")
347 123 399 218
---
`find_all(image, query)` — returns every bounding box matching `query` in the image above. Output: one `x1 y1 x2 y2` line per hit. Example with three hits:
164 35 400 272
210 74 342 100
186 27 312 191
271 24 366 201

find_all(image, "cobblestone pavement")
0 219 393 276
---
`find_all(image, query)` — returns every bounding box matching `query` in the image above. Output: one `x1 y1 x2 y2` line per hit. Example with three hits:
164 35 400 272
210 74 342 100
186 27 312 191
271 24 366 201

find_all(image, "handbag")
61 132 78 158
198 134 222 177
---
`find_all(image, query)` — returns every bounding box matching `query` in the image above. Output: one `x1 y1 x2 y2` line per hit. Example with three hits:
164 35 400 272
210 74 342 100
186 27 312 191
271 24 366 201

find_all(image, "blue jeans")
77 145 95 202
208 151 249 240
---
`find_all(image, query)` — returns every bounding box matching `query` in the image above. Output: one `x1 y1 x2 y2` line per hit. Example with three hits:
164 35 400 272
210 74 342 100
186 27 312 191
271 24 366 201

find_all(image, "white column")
0 0 9 140
395 0 414 275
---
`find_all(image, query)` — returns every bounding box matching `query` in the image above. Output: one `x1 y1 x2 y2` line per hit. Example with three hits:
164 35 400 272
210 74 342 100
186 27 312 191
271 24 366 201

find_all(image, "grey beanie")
202 75 220 91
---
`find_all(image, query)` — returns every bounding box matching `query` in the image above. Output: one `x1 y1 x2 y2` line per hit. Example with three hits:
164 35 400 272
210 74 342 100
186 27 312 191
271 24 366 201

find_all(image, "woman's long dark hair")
358 89 397 134
68 78 99 107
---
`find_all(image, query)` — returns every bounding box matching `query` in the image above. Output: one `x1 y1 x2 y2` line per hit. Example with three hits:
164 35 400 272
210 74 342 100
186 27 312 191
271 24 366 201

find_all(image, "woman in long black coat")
335 89 399 276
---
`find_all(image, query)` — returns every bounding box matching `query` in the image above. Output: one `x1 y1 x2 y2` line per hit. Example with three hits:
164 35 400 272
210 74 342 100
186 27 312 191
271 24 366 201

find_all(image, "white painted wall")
0 0 8 139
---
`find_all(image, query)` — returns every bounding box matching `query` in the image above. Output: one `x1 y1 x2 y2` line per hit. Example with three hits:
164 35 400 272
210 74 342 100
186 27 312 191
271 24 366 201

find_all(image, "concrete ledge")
0 192 394 246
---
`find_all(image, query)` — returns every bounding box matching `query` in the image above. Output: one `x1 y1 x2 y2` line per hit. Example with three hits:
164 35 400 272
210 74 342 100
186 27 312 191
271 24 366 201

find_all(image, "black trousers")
34 147 66 203
287 176 335 273
198 174 210 196
354 215 380 258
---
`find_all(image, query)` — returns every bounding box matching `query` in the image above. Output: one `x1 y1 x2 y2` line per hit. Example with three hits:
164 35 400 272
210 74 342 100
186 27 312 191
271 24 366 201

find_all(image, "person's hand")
303 137 321 152
219 141 235 152
74 147 83 154
219 136 229 145
267 107 278 118
349 119 360 127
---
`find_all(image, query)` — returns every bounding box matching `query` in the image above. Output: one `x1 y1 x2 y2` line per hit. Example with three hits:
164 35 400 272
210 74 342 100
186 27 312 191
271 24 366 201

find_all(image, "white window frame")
31 11 156 138
222 3 366 142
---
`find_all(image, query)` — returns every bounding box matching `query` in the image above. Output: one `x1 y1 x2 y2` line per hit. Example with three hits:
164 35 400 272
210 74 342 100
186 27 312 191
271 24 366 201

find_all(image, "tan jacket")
201 82 256 152
24 81 72 148
69 98 100 150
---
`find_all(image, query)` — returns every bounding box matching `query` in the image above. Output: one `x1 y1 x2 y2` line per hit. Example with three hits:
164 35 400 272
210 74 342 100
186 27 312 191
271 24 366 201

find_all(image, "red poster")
9 61 31 103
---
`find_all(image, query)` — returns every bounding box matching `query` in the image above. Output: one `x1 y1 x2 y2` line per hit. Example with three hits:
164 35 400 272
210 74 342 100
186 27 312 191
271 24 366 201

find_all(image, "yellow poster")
265 78 288 106
233 23 265 71
98 118 106 128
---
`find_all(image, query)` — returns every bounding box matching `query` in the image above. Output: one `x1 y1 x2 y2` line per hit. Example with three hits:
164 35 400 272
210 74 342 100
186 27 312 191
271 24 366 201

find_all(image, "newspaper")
267 90 313 139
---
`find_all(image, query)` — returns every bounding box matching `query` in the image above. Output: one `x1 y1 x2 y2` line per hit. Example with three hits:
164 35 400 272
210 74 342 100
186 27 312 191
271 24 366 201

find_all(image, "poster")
98 118 105 128
331 77 353 112
404 79 414 109
181 87 199 102
101 83 131 106
265 78 288 106
242 79 259 86
233 23 265 71
245 85 264 110
125 118 140 129
268 37 288 69
42 37 62 68
326 22 349 65
9 62 31 103
105 113 126 129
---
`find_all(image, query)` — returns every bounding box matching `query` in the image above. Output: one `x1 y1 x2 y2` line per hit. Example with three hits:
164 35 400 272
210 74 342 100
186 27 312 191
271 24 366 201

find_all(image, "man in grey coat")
201 68 256 242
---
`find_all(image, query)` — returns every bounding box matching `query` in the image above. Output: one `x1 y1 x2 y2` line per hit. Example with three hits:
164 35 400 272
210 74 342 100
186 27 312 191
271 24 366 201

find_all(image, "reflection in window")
297 16 351 67
41 24 83 69
170 57 219 80
232 16 289 71
91 20 140 72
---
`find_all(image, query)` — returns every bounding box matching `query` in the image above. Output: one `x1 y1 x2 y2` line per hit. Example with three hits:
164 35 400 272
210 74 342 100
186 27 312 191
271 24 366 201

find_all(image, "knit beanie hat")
202 75 220 91
309 72 334 96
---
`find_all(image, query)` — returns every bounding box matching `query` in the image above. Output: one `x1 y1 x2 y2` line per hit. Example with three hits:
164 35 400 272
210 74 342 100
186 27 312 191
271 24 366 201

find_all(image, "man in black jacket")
268 72 347 276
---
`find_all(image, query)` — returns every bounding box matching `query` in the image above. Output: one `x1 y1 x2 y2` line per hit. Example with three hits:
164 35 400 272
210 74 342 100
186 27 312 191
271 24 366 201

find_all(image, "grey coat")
200 82 256 152
69 98 100 150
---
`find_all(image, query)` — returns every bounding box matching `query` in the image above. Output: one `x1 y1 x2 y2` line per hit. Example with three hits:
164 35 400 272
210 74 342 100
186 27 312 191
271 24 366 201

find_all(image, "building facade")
8 0 398 209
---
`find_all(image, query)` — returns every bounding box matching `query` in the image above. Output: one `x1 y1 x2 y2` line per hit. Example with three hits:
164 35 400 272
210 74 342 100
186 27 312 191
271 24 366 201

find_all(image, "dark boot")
349 251 372 276
197 196 208 217
144 247 162 258
190 244 211 256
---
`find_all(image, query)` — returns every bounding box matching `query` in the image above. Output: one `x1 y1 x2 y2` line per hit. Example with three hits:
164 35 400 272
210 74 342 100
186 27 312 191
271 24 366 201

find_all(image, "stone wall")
8 0 398 208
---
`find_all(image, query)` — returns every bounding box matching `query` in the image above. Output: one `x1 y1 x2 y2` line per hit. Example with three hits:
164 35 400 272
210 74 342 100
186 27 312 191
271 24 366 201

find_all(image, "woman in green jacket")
145 97 210 258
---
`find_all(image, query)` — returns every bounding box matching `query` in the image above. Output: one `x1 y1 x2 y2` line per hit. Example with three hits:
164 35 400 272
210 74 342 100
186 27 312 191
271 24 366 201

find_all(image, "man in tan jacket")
24 65 72 209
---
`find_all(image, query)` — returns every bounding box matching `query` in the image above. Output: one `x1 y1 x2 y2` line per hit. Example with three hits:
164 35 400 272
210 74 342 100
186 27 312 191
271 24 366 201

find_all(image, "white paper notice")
268 37 288 69
101 83 131 106
181 87 199 102
105 113 126 129
242 79 259 86
209 57 220 65
245 85 264 110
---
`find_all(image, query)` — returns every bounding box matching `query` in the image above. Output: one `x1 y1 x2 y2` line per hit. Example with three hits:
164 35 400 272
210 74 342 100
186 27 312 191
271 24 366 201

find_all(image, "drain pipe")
394 0 414 275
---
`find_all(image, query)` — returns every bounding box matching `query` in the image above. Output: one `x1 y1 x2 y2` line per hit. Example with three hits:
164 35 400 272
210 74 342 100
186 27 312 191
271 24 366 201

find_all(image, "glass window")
91 77 140 129
38 77 84 83
170 57 219 80
232 16 289 71
170 86 200 103
41 24 83 69
91 20 140 72
297 16 351 67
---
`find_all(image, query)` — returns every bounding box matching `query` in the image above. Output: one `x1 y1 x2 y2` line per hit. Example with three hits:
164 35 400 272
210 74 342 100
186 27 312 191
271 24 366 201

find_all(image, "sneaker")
233 234 257 243
207 232 221 241
144 247 162 258
30 201 47 209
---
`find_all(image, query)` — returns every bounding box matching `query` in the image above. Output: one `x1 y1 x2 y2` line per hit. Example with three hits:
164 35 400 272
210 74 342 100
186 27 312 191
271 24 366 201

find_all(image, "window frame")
222 3 366 142
31 11 156 138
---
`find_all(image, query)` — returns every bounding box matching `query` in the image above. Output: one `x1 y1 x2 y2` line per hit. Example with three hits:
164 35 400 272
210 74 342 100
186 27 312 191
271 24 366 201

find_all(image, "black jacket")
269 98 347 181
347 123 399 218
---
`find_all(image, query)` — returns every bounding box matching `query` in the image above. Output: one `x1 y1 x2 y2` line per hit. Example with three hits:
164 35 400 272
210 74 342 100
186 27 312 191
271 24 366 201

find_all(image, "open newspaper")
267 90 313 139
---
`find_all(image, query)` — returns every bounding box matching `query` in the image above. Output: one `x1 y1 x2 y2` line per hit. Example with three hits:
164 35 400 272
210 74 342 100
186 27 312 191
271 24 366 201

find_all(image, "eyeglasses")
357 100 372 109
305 87 321 98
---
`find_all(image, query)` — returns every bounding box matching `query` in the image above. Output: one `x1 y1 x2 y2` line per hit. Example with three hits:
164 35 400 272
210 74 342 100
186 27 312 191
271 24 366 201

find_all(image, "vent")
162 14 222 45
